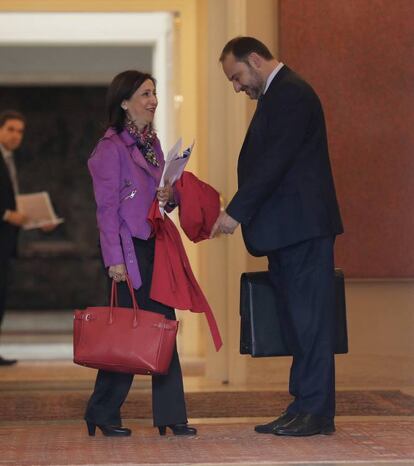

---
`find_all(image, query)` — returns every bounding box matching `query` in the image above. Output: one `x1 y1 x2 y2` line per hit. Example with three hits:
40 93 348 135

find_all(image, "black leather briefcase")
240 268 348 357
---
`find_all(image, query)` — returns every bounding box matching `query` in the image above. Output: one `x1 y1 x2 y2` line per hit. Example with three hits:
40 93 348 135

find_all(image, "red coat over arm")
147 172 222 351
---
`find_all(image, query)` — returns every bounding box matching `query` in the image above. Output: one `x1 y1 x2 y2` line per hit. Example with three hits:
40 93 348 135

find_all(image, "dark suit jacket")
226 66 343 256
0 149 19 260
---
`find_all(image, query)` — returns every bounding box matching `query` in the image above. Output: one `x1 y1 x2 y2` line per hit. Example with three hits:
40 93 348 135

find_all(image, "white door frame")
0 11 173 149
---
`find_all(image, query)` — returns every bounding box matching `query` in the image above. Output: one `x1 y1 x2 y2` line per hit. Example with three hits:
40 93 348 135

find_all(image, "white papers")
158 138 194 215
16 192 64 230
160 138 194 188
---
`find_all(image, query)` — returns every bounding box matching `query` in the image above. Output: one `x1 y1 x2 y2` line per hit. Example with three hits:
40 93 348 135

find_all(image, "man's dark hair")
219 36 274 63
106 70 156 132
0 110 26 128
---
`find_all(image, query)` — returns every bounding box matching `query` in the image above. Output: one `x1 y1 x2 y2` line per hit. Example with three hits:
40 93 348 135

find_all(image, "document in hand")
160 138 194 189
158 138 194 215
16 191 64 230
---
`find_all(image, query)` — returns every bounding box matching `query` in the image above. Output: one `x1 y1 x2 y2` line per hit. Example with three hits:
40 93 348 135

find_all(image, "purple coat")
88 127 165 289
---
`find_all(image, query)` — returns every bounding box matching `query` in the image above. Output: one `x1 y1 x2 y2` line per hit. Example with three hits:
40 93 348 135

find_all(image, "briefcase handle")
109 275 140 328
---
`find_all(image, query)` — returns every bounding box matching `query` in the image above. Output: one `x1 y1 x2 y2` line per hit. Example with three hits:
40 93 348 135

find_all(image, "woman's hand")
156 182 174 206
108 264 127 282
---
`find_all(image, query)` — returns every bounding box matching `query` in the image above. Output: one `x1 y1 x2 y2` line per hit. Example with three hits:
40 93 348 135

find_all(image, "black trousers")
0 257 11 331
85 237 188 427
267 235 336 419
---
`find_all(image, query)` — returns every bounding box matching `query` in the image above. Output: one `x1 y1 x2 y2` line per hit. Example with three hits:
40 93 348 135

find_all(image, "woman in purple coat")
85 70 196 438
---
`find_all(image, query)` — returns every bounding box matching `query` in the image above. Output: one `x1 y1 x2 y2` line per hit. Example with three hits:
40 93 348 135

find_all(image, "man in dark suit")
0 110 28 366
211 37 343 436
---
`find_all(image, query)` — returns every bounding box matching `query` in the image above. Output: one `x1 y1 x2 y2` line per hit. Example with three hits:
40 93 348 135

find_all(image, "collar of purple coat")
102 127 164 179
104 127 137 147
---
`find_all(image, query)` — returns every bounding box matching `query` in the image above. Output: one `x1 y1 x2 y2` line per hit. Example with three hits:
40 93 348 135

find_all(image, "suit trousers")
85 237 188 427
267 235 336 419
0 257 11 330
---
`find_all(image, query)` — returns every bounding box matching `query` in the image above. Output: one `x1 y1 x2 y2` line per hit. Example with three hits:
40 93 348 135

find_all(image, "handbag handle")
109 275 140 328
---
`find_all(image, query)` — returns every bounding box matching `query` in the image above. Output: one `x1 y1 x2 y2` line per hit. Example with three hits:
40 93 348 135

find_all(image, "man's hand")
4 210 28 227
108 264 127 282
156 182 174 205
210 211 240 238
41 223 58 233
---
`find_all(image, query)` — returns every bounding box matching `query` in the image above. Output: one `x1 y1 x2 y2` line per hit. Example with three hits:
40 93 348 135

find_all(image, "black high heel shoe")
158 423 197 436
86 421 132 437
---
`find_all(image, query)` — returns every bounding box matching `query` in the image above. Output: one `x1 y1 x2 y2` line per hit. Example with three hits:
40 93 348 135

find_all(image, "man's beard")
241 68 264 100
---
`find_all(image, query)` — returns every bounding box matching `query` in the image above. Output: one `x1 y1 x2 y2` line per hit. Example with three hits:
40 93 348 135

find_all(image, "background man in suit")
211 37 343 436
0 110 27 365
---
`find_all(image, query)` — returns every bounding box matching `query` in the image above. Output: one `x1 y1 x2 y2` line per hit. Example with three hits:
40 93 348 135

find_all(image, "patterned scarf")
124 117 159 167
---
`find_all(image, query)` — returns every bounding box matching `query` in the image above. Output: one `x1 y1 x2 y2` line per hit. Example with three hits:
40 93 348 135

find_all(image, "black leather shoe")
158 423 197 436
274 413 335 437
86 421 131 437
0 356 17 366
254 411 296 434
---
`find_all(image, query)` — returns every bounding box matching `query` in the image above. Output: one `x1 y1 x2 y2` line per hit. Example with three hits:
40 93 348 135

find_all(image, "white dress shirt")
263 62 284 95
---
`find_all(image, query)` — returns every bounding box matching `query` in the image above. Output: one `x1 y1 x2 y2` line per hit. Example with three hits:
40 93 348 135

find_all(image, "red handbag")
73 277 178 375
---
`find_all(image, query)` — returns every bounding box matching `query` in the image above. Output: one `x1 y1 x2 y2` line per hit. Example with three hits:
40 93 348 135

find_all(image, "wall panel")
279 0 414 277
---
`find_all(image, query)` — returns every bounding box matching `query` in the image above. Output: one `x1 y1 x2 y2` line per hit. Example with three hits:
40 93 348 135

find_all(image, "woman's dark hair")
219 36 274 63
106 70 156 132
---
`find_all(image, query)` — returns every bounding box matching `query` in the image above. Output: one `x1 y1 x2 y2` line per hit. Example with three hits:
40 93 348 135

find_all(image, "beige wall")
196 0 279 382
